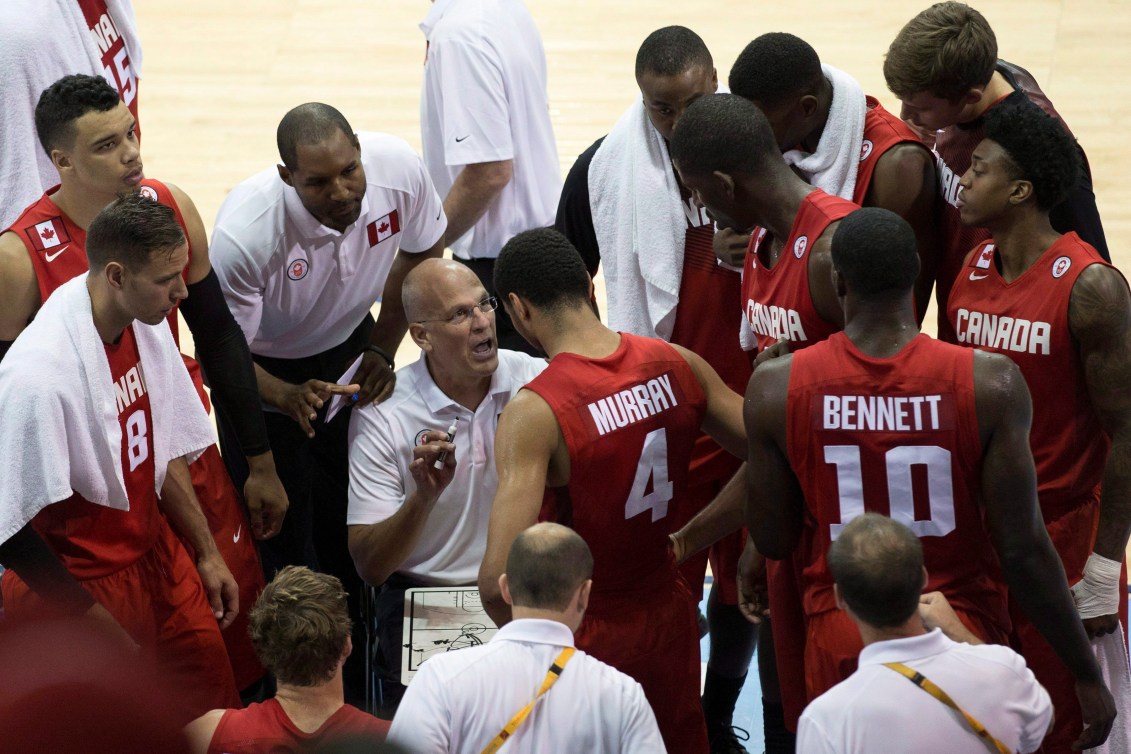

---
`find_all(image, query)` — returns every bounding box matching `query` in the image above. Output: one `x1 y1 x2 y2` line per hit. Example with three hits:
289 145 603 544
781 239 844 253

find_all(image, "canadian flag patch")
28 218 70 251
367 210 401 246
974 244 995 269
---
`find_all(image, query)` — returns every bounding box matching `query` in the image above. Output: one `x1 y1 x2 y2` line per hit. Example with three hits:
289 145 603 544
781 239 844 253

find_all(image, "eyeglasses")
415 296 498 327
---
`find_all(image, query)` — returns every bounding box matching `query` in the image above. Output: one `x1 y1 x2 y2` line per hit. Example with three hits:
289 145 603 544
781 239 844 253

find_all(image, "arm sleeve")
179 268 271 456
621 680 667 753
207 227 267 346
1050 147 1110 262
555 137 604 277
397 147 448 253
386 662 452 751
0 523 95 614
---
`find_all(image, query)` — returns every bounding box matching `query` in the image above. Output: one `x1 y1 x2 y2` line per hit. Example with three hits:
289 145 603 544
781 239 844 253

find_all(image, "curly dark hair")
494 228 591 315
729 33 823 108
35 74 122 155
983 102 1081 211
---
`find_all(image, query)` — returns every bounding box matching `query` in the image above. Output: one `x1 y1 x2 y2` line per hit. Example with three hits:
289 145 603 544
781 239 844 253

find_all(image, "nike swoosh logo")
45 244 69 262
233 525 242 544
455 135 470 142
969 271 989 281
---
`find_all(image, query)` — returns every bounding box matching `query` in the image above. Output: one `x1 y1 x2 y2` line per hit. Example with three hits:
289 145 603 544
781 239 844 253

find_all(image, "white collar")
858 628 955 667
411 351 517 415
490 619 576 648
419 0 457 39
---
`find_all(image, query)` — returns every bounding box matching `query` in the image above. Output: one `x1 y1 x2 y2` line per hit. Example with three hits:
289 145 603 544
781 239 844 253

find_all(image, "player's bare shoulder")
0 230 42 340
1068 263 1131 346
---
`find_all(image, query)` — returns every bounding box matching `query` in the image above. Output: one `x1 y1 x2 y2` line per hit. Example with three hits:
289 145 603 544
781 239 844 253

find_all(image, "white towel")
1085 624 1131 754
782 64 867 201
0 0 142 230
588 100 687 340
0 276 214 544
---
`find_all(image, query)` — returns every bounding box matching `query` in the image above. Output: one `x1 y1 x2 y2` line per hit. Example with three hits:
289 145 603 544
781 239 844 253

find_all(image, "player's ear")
961 87 984 106
711 170 736 199
921 567 929 591
104 261 126 291
1009 178 1034 206
50 147 71 173
506 292 530 324
710 67 719 93
277 164 294 187
799 94 820 119
833 583 847 611
832 266 847 300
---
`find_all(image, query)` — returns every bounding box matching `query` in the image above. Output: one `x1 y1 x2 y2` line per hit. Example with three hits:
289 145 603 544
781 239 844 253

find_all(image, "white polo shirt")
419 0 560 260
798 629 1052 754
388 618 664 753
210 131 446 360
347 349 545 585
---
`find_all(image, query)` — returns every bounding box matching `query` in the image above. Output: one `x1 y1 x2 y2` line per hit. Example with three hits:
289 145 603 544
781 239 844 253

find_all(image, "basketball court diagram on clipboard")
402 586 498 684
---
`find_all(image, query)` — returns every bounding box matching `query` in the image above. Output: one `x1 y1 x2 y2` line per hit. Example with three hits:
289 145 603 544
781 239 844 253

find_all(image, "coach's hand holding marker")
408 422 459 505
435 417 460 469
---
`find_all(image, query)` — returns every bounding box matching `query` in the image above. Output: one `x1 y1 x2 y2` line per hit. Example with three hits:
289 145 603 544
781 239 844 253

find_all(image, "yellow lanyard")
480 647 576 754
883 662 1013 754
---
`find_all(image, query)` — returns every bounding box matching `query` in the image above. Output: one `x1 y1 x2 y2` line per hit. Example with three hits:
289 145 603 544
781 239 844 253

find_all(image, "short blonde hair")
884 2 997 101
249 566 351 687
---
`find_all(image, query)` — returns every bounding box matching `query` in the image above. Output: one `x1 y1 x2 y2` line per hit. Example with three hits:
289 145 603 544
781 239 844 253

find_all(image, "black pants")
214 315 372 706
454 256 542 356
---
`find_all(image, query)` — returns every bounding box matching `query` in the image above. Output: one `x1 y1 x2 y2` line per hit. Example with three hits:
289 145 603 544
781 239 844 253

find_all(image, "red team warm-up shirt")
741 190 857 353
30 325 159 578
524 333 707 602
786 332 1011 634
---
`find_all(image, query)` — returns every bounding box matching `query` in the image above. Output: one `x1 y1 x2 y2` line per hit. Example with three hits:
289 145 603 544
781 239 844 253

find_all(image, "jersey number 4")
625 428 673 523
825 445 955 540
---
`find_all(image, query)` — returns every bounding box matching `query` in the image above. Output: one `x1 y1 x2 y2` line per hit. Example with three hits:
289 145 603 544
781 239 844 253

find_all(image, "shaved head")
402 258 484 323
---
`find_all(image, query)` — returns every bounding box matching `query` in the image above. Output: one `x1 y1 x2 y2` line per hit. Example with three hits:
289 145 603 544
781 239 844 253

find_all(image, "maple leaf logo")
378 222 389 234
40 227 55 241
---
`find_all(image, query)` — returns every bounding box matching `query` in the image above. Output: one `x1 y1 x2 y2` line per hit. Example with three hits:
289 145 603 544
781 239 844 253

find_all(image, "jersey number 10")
825 444 956 540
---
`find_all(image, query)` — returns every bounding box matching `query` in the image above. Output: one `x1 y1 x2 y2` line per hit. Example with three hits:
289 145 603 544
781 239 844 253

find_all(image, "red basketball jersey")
786 332 1009 633
742 190 857 353
670 183 752 484
524 333 707 605
77 0 140 125
854 96 925 205
7 180 207 403
207 699 389 754
948 233 1116 519
30 325 159 578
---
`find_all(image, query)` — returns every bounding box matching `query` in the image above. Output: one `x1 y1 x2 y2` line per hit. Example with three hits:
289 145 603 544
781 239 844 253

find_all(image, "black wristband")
365 344 396 369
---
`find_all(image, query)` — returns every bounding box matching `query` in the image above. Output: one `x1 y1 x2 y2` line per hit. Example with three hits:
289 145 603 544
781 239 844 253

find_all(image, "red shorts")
186 444 265 690
767 556 808 731
804 605 1010 702
1 520 240 723
577 579 708 754
1010 501 1129 754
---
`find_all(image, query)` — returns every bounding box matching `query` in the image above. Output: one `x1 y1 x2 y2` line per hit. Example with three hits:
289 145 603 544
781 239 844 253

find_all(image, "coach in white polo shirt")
210 102 446 704
347 257 544 714
419 0 560 354
388 523 664 753
797 515 1053 754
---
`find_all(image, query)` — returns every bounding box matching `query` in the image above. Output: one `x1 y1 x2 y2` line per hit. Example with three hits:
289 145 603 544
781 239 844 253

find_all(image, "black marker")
434 417 460 469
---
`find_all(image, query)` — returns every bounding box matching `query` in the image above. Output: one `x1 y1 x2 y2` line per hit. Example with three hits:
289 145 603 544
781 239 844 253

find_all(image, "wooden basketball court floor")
134 1 1131 748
